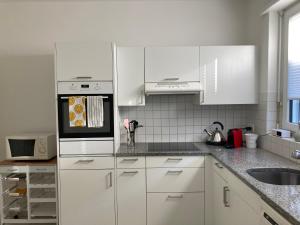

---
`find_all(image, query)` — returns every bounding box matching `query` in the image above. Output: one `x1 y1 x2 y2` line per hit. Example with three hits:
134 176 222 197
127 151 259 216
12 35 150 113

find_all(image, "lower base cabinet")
117 169 146 225
147 193 205 225
211 158 260 225
60 170 115 225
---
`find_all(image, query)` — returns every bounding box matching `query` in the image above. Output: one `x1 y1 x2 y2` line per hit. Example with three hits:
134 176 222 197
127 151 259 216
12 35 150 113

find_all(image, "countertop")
117 142 300 225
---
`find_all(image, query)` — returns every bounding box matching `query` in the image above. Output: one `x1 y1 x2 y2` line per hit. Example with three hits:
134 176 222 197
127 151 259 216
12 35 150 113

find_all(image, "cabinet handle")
166 158 183 161
167 170 183 174
122 158 138 162
7 169 18 172
139 90 144 105
73 76 93 79
122 171 139 175
34 168 48 172
200 90 205 104
223 186 230 207
5 177 20 182
214 162 223 169
109 172 113 188
76 159 94 163
163 77 179 81
167 194 183 199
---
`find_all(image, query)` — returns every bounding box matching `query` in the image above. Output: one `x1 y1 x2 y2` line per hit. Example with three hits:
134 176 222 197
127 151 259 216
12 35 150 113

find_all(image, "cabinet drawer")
117 157 145 169
147 168 204 193
146 156 204 168
147 193 204 225
211 158 229 180
59 157 114 170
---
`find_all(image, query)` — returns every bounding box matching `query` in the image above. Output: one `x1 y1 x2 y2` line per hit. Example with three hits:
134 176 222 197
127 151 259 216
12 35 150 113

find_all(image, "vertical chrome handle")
223 186 230 207
200 90 205 104
214 162 223 169
107 172 113 188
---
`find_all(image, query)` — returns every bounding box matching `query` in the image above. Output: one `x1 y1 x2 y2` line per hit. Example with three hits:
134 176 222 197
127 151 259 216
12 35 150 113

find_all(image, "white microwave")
5 133 57 160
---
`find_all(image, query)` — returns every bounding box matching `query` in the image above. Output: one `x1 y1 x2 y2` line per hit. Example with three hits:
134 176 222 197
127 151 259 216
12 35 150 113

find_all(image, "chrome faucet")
291 150 300 159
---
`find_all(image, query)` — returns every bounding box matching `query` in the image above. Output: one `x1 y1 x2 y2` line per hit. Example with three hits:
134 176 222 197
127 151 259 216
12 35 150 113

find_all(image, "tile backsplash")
119 95 255 143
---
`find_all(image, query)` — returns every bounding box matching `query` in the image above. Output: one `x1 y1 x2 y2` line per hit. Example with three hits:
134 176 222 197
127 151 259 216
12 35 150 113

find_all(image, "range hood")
145 81 201 95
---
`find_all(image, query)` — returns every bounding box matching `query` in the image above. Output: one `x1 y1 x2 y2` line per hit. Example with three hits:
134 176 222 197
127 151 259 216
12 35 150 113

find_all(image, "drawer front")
147 193 204 225
59 157 114 170
211 158 228 180
146 156 204 168
117 157 145 169
147 168 204 193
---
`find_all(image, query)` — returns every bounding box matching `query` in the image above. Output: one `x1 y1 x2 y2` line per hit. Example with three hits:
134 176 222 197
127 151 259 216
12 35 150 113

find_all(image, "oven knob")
94 83 101 90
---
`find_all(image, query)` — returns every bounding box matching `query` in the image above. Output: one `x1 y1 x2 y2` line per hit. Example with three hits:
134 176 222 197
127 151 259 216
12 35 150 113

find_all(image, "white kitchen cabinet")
147 193 204 225
145 46 200 82
199 46 258 104
210 158 260 225
117 47 145 106
211 169 231 225
55 42 113 81
147 167 204 193
117 169 146 225
59 169 115 225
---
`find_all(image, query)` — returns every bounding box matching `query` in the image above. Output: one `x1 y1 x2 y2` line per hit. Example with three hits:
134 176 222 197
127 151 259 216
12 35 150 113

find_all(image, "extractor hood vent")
145 81 201 95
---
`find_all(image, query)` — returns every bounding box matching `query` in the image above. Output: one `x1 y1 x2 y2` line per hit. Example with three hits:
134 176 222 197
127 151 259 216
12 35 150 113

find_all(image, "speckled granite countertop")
117 142 300 225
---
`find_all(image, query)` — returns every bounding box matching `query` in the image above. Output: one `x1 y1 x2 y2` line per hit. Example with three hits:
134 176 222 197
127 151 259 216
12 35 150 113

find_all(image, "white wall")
0 0 262 158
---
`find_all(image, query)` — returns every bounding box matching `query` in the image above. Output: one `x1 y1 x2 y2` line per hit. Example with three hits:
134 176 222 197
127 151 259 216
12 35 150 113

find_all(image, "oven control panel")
57 81 113 94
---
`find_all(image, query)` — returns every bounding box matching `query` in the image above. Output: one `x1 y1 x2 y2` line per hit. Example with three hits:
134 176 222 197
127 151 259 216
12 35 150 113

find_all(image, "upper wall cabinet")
199 46 258 105
117 47 145 106
145 47 200 82
55 42 113 81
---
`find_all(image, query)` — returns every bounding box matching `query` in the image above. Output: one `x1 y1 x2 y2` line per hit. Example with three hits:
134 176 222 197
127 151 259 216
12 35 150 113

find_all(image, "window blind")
288 13 300 99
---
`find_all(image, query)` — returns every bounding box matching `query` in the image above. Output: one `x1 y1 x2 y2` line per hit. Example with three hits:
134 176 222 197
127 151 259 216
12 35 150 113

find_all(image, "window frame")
282 1 300 132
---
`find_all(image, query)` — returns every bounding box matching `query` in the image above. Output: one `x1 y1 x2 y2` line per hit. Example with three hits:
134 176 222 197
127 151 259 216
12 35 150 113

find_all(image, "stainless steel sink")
247 168 300 185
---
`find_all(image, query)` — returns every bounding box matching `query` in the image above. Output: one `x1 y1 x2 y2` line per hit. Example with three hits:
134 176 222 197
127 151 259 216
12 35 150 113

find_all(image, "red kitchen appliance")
226 127 252 149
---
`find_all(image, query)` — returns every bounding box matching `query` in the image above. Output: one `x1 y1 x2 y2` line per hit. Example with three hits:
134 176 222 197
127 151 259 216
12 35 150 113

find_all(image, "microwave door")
57 94 114 139
8 139 35 157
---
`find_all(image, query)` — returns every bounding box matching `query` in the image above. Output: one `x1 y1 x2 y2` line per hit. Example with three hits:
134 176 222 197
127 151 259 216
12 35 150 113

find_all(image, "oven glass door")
57 94 114 139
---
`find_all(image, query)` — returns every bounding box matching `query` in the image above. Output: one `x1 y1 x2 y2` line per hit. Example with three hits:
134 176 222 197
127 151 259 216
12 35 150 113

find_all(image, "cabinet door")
56 42 112 81
145 47 200 82
117 47 145 106
147 193 204 225
59 170 115 225
199 46 257 105
117 169 146 225
228 186 260 225
212 170 231 225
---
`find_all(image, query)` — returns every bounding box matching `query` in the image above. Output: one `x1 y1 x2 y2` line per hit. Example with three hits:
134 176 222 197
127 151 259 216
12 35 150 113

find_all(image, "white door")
56 42 113 81
211 170 231 225
59 169 115 225
228 186 260 225
147 193 204 225
117 169 146 225
117 47 145 106
145 47 200 82
199 46 258 104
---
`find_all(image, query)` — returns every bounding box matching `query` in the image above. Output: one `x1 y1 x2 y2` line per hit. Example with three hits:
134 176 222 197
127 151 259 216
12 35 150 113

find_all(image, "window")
282 2 300 131
287 13 300 124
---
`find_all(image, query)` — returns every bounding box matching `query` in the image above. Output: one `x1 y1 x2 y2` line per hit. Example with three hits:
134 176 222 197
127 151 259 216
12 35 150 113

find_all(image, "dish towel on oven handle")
87 96 104 128
68 96 87 127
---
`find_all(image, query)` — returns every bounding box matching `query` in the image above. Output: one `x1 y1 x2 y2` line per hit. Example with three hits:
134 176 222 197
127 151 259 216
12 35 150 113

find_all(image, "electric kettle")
204 121 226 146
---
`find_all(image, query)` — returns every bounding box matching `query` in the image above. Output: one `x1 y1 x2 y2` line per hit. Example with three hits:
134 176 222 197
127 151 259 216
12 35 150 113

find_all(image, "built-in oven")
57 81 114 155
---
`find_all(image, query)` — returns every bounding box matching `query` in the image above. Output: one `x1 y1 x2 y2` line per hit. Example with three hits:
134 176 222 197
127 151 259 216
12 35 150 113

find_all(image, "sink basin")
247 168 300 185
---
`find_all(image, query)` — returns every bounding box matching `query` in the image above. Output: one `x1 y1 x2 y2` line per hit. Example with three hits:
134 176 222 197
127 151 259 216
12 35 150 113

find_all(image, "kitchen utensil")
204 121 226 146
127 120 143 147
